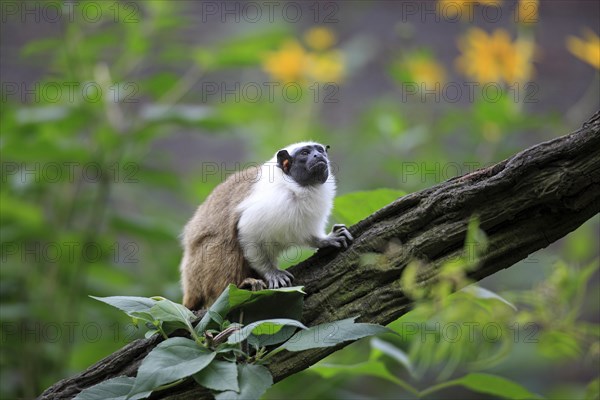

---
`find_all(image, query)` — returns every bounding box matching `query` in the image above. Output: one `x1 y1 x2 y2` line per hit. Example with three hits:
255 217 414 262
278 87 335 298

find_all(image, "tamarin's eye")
301 150 309 155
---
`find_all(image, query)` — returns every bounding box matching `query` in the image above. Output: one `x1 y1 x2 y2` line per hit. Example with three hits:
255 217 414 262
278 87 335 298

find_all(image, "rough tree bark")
41 111 600 399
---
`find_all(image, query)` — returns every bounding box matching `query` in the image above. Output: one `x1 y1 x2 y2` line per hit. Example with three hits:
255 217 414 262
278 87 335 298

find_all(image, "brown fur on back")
180 166 260 310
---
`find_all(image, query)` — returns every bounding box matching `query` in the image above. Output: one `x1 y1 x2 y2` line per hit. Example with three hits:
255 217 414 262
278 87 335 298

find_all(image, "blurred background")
1 0 598 399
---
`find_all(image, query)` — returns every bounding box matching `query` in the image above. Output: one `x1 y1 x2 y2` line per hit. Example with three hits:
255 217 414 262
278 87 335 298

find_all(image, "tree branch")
40 111 600 399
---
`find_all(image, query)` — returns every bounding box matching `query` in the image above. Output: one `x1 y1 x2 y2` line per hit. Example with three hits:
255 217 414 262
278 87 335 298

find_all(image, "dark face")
277 144 329 186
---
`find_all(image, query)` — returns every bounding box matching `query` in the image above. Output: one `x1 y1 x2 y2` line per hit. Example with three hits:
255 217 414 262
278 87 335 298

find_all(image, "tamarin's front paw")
326 224 353 249
264 269 294 289
240 277 267 291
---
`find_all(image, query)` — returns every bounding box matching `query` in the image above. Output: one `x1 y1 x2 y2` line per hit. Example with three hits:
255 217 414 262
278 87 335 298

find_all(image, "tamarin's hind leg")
240 277 267 291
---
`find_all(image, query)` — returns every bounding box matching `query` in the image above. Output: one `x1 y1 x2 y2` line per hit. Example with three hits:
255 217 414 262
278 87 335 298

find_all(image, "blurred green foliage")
0 1 598 399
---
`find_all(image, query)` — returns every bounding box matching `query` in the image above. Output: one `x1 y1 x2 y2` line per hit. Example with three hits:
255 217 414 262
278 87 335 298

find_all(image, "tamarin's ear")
277 150 292 173
325 145 330 152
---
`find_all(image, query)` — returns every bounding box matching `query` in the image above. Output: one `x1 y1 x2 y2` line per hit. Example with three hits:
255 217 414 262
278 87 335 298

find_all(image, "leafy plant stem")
152 378 186 392
394 380 420 397
159 65 205 107
259 346 284 363
239 310 249 356
418 379 462 397
157 326 169 340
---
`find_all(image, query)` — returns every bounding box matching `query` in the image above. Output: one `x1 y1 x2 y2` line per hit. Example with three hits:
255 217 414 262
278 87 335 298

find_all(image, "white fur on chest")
237 162 336 248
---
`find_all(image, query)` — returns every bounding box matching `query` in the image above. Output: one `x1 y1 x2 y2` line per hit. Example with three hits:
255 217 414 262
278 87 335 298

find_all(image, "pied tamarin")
180 142 353 310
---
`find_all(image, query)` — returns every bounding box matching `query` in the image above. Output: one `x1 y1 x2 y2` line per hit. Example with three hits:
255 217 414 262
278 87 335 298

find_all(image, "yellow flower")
307 51 345 82
404 55 446 88
516 0 539 24
505 38 535 82
456 28 535 83
437 0 501 19
262 29 345 84
262 40 308 83
566 28 600 69
304 27 336 51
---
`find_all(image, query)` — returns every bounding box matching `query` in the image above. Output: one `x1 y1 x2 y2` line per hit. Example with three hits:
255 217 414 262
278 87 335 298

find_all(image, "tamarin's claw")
239 278 267 291
318 224 353 249
264 269 294 289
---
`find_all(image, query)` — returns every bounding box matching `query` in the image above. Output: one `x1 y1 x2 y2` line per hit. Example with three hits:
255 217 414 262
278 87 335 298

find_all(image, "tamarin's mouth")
310 160 327 169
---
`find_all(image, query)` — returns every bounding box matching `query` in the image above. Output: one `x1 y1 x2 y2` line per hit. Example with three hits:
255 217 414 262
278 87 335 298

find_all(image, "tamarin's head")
276 142 331 186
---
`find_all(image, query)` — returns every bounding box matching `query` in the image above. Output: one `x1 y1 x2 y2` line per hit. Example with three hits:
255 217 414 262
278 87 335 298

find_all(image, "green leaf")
214 364 273 400
195 286 232 335
249 325 298 348
464 215 488 264
144 330 159 339
228 285 305 310
208 310 224 326
370 338 415 377
21 38 62 57
237 289 305 326
140 72 179 99
74 376 135 400
193 360 239 392
460 286 517 311
128 337 216 399
538 330 581 360
90 296 156 323
452 373 541 399
228 319 307 344
585 377 599 400
276 317 394 352
205 30 288 70
90 296 156 314
161 321 190 337
0 192 44 228
195 285 306 336
333 189 406 226
577 260 600 298
149 298 196 336
311 360 417 395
